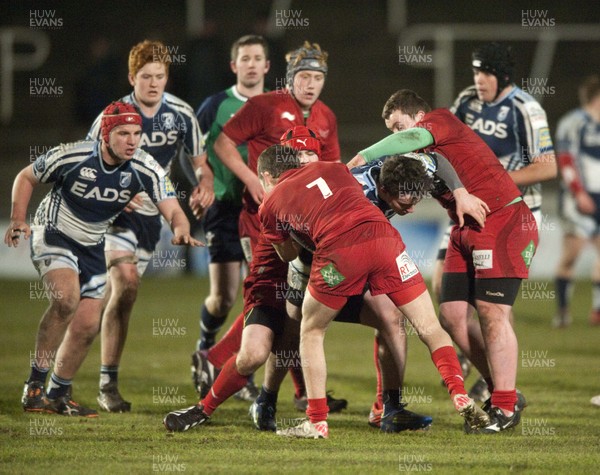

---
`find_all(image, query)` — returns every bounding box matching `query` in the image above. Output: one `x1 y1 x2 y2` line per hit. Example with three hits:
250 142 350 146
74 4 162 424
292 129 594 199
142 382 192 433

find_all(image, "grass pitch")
1 277 599 474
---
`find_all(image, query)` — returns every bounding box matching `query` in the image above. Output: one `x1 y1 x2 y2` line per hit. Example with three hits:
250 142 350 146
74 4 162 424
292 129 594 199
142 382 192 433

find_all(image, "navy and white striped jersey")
87 92 203 215
351 159 395 219
556 108 600 193
451 85 554 210
32 140 176 246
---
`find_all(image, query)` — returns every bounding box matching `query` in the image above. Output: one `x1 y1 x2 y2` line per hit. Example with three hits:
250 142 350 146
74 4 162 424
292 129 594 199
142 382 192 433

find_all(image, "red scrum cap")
280 125 321 156
101 101 142 143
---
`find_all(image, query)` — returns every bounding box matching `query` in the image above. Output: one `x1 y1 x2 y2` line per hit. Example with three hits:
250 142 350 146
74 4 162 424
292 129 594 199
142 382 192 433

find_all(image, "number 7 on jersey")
306 177 333 199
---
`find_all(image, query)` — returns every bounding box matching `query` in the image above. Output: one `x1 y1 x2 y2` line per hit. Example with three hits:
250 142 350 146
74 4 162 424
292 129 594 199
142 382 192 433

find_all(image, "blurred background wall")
1 0 599 278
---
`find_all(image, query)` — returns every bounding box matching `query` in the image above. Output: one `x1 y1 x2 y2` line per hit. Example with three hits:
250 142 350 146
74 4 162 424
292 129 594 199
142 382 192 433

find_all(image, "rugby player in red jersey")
248 147 489 439
214 41 339 261
163 143 405 433
349 89 541 433
211 41 342 407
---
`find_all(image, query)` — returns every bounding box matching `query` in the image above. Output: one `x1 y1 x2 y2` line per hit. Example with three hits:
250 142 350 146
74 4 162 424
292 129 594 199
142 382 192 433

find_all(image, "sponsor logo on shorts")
396 251 419 282
320 263 345 288
485 290 505 297
472 250 493 269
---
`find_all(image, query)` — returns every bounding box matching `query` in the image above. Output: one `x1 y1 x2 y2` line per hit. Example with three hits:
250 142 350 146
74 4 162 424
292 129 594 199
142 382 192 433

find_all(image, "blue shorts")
30 226 106 299
202 200 244 263
559 190 600 238
105 211 163 276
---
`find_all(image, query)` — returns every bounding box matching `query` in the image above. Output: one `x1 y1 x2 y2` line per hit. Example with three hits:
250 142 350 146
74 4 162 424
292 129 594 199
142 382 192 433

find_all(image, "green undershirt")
359 128 435 162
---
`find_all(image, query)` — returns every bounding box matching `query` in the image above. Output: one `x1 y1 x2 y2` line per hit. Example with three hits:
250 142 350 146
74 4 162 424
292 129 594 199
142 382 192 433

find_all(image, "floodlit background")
1 0 600 278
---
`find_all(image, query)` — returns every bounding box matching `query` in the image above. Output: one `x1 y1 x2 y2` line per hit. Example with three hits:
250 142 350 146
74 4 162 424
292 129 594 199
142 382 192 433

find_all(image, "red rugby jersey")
260 162 389 250
223 90 339 211
417 109 521 221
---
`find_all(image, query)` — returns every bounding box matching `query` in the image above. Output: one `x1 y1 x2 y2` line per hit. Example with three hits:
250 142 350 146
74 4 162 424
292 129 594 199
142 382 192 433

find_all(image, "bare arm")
346 153 367 169
156 198 204 247
509 152 557 186
5 165 38 247
188 152 215 219
214 131 263 204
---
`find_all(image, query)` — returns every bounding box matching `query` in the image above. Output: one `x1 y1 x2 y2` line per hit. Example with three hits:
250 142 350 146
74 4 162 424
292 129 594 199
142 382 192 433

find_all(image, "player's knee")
236 347 267 375
438 315 466 348
69 322 99 346
49 291 80 318
209 292 236 315
476 300 508 320
476 302 511 338
377 336 392 361
111 270 139 306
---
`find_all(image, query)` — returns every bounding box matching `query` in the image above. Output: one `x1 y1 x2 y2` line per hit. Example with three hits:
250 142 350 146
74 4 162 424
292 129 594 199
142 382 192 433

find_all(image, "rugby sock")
307 398 328 423
555 277 571 313
431 346 466 397
289 366 306 399
28 362 50 384
373 336 383 409
382 389 401 416
199 304 227 350
484 377 495 393
207 313 244 369
256 385 278 406
491 389 517 414
201 356 248 416
99 365 119 388
46 373 72 399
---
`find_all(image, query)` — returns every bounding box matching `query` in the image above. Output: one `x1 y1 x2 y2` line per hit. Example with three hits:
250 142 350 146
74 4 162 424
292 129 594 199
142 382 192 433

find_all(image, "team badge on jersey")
281 111 296 122
161 113 175 129
497 106 510 122
34 154 47 174
119 172 132 187
317 128 330 139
